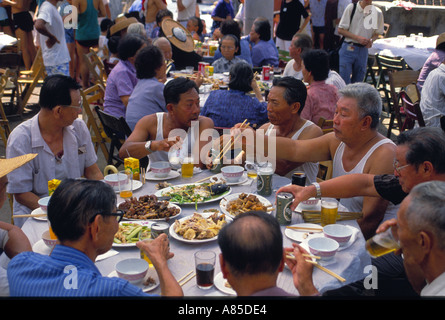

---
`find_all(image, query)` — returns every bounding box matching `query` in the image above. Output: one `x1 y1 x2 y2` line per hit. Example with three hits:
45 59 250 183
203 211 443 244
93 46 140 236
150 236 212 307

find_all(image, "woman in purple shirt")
249 18 279 67
103 33 149 118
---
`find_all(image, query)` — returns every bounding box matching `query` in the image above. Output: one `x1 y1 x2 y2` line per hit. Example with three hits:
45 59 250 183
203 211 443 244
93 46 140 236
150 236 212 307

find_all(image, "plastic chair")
399 90 425 131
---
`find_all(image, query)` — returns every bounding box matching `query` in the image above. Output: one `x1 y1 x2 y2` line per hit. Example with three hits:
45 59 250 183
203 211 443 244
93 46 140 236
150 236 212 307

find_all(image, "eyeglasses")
393 160 410 174
61 97 83 111
89 209 125 223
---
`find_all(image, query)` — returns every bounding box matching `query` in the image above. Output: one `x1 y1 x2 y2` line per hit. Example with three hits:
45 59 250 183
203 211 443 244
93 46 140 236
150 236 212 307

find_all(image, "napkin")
96 249 119 261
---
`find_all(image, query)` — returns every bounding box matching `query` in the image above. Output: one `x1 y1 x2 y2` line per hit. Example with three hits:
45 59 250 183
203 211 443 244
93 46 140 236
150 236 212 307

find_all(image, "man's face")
267 86 297 125
249 25 259 43
172 88 200 128
332 96 364 142
288 40 301 60
394 144 426 193
59 89 82 126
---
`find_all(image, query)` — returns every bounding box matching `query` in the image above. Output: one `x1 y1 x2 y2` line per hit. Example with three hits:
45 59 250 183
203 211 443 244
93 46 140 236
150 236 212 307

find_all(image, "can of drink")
257 166 273 196
199 62 209 74
276 192 294 225
291 171 306 186
151 222 170 238
262 66 271 81
205 65 214 77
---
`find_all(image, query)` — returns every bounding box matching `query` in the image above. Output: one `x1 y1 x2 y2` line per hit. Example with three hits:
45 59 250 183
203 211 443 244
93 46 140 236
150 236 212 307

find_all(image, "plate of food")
154 182 231 206
169 212 230 243
118 194 181 221
108 267 159 292
284 223 324 243
214 272 236 296
113 220 153 247
219 193 273 219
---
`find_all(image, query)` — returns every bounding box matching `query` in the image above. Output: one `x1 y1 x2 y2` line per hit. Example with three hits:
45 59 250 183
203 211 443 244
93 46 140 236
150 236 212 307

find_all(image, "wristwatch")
144 141 153 153
311 182 322 199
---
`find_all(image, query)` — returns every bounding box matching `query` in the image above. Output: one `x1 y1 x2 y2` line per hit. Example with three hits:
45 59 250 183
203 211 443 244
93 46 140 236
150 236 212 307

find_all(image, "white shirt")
338 2 384 43
177 0 196 21
421 271 445 296
37 1 70 67
283 60 303 79
419 64 445 128
335 0 352 36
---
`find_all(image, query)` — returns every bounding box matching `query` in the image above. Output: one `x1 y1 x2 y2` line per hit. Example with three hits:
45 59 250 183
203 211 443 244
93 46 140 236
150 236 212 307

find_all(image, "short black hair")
272 76 307 114
218 211 283 276
220 19 241 39
163 77 199 105
228 62 253 92
107 35 120 54
39 74 81 110
253 19 271 41
135 44 164 79
117 33 148 61
100 18 113 32
48 179 116 242
156 9 173 26
301 49 330 81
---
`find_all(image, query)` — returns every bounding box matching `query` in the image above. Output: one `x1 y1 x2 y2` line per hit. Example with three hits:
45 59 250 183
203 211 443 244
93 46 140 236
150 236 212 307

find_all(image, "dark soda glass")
196 263 214 288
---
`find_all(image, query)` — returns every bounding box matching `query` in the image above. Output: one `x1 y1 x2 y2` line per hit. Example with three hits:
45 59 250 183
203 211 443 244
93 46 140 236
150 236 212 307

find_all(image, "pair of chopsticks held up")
213 119 250 166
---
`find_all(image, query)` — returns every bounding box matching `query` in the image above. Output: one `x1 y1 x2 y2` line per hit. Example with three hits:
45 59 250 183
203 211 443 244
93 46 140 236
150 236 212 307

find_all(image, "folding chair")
17 48 46 115
399 89 425 131
80 84 110 161
387 70 420 136
317 117 334 134
84 48 107 87
94 106 148 169
0 68 14 146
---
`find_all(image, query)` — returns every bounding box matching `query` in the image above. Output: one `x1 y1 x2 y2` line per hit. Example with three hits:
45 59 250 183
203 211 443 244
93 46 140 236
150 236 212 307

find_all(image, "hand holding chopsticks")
216 120 250 165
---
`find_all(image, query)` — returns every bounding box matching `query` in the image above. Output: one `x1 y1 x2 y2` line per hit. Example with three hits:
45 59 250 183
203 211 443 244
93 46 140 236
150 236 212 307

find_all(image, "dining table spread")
7 166 372 297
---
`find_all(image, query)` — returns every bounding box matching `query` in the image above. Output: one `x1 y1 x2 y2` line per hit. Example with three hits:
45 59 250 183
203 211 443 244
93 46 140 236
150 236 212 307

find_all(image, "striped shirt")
7 245 153 297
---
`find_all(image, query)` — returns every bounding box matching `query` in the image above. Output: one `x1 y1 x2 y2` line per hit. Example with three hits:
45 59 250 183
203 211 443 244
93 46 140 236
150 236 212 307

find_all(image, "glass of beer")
194 250 216 289
139 229 153 268
118 170 133 199
320 198 338 226
181 156 194 178
366 227 400 258
245 161 258 193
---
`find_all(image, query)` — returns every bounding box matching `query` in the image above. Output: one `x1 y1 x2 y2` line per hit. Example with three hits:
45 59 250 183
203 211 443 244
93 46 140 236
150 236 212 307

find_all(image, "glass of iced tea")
194 250 216 289
118 170 133 199
320 198 338 226
139 229 153 268
366 227 400 258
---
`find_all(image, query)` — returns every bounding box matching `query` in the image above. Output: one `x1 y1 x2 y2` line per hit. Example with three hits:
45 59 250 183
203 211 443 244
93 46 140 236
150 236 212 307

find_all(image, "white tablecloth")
369 35 437 70
7 169 371 297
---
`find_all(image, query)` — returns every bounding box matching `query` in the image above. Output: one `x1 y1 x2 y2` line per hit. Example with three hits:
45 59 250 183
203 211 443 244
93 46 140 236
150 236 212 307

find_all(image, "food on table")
173 212 227 240
114 222 151 244
118 194 180 220
155 181 172 189
225 193 269 216
160 183 230 204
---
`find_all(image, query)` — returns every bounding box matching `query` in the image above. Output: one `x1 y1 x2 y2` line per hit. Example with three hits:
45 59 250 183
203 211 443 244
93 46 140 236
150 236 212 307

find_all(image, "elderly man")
283 33 313 79
7 179 183 297
278 126 445 296
6 75 103 227
119 77 214 168
259 76 322 183
218 211 294 296
242 82 396 239
419 60 445 128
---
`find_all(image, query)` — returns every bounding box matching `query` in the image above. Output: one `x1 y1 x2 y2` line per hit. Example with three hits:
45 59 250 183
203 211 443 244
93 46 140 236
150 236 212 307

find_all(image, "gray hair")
405 181 445 251
338 82 382 129
127 22 146 37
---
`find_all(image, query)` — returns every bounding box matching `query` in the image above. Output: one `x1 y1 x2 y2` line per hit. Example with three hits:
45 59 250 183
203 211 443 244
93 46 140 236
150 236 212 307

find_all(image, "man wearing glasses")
278 126 445 296
7 179 183 297
6 75 104 227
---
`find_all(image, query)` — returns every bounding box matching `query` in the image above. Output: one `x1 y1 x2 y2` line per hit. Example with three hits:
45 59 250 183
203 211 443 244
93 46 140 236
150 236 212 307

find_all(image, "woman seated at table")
125 44 167 131
201 62 268 128
211 34 245 73
103 33 149 119
249 18 279 68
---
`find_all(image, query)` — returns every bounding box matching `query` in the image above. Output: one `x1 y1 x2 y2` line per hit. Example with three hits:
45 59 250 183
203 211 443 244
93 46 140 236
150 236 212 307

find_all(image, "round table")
15 169 371 296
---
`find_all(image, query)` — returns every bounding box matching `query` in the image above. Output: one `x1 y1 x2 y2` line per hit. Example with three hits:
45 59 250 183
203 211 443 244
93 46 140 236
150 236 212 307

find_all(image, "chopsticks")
286 253 321 260
302 210 363 223
286 226 323 233
195 173 220 184
14 213 47 218
178 270 196 286
216 120 249 165
285 254 346 282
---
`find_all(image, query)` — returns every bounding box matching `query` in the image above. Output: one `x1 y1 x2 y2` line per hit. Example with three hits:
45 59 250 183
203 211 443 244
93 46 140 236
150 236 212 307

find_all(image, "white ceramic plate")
118 200 182 221
169 212 231 244
214 272 236 296
113 220 154 247
31 207 47 221
284 223 324 243
219 193 273 219
108 267 159 292
155 183 231 205
214 172 248 186
145 170 180 181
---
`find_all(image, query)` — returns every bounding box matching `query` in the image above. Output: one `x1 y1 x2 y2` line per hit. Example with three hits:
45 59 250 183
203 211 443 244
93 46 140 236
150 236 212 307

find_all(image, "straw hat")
437 32 445 48
110 16 139 36
0 154 37 178
161 18 194 53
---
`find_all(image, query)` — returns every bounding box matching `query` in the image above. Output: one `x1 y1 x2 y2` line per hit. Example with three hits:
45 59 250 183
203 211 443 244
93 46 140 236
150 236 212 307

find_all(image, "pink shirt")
301 81 339 125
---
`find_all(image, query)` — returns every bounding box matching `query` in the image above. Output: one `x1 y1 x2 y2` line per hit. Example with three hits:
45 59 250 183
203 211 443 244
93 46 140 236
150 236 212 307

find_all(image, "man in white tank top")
260 77 322 184
119 77 214 168
253 82 396 239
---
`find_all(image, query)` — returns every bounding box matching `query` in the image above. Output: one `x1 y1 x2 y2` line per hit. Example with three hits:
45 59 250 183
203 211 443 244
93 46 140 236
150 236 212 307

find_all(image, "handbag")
328 2 357 72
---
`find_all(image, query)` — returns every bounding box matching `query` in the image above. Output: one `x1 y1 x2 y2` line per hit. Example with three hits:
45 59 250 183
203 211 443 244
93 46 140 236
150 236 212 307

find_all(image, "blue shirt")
201 89 268 128
7 245 153 297
211 0 235 33
126 77 166 131
212 38 252 66
309 0 328 27
251 40 279 67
